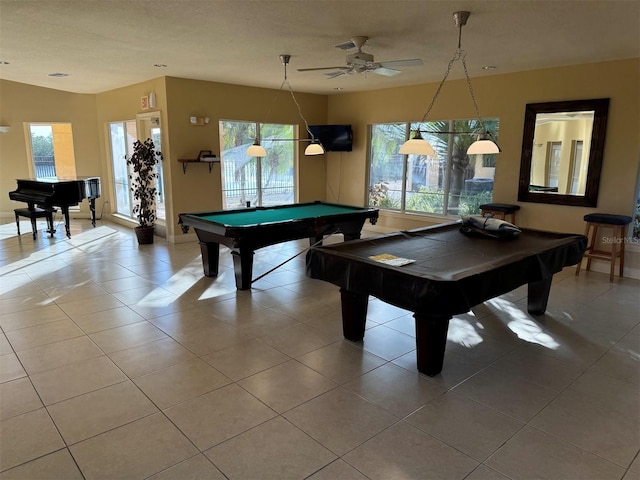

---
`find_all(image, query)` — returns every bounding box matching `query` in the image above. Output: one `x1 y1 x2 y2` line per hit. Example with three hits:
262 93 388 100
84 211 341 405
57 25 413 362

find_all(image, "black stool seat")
479 203 521 213
583 213 632 226
479 203 520 223
14 207 57 239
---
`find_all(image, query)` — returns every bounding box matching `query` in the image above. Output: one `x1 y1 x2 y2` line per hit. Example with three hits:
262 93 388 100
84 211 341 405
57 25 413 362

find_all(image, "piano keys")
9 176 101 238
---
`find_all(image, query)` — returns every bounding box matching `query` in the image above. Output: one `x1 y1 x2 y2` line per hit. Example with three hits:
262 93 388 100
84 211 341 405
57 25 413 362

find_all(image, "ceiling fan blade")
378 58 423 68
371 67 402 76
325 71 347 79
298 66 350 72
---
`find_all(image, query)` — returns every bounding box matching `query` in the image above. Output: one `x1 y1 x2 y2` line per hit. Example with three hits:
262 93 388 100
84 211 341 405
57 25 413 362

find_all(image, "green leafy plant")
126 138 162 228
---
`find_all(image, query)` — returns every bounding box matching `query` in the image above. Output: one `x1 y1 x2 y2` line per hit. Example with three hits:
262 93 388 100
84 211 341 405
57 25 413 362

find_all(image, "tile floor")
0 217 638 480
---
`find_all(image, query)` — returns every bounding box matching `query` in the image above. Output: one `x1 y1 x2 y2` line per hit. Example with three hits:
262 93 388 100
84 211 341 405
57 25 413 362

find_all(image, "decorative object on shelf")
189 116 210 125
399 11 500 156
178 150 219 173
246 54 325 158
126 138 162 244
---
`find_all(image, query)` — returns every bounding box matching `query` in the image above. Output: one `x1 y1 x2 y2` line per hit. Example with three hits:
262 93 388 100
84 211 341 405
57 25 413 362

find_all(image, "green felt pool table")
179 201 379 290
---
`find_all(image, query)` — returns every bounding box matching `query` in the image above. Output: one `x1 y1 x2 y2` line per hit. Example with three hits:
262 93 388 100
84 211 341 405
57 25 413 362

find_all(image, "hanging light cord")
282 59 317 141
417 19 490 137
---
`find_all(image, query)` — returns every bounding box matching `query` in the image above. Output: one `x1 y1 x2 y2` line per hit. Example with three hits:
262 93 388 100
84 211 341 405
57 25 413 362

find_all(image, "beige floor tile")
0 291 55 315
221 307 302 339
205 416 336 479
344 363 446 417
563 369 640 415
16 335 104 375
0 333 12 355
260 323 336 357
0 448 83 479
30 355 127 405
57 294 125 318
359 324 417 361
0 352 26 383
344 421 478 480
489 345 585 391
407 392 524 461
0 304 68 332
89 320 167 353
169 321 250 356
108 337 198 378
284 387 398 455
296 341 387 384
531 390 640 467
464 465 512 480
164 383 276 450
0 408 65 471
48 381 158 445
70 413 197 479
148 307 223 336
133 358 231 409
5 319 84 351
147 454 226 480
239 360 336 413
307 459 370 480
96 275 158 294
453 366 558 421
201 338 290 380
45 283 108 304
0 377 43 421
485 426 626 479
0 274 44 299
72 305 147 333
112 284 176 306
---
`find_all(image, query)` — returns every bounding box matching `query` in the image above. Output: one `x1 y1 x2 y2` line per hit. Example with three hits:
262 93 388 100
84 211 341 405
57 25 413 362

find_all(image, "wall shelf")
178 157 219 174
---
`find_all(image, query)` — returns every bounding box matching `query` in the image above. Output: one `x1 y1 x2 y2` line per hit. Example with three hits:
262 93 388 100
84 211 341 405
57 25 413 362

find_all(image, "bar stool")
14 206 57 239
479 203 520 224
575 213 632 282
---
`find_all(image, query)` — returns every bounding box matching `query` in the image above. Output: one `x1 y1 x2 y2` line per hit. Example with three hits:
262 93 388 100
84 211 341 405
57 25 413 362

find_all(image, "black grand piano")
9 176 101 238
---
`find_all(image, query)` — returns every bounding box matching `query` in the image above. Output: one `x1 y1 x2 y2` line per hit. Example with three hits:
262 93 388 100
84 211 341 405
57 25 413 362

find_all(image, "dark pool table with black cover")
179 201 378 290
306 222 587 376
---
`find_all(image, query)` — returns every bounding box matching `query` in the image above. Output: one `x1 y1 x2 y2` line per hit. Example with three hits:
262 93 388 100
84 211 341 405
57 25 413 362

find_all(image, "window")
108 115 164 223
568 140 584 195
219 120 296 209
546 142 562 188
28 123 77 178
368 119 499 216
108 121 137 217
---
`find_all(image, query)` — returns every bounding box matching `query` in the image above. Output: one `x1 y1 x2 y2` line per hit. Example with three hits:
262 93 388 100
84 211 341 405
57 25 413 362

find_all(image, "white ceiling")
0 0 638 95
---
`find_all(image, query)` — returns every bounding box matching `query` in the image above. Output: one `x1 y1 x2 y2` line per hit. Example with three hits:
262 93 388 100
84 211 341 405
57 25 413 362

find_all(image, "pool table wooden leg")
414 313 451 377
199 242 220 277
340 288 368 341
527 276 552 315
232 249 254 290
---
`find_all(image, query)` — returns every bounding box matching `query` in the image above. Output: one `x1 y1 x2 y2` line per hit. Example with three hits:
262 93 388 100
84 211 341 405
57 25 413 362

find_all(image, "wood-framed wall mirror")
518 98 610 207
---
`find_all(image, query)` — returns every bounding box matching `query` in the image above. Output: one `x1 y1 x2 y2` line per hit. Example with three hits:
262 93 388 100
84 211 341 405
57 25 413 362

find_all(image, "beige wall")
326 59 639 232
1 59 638 275
0 80 101 214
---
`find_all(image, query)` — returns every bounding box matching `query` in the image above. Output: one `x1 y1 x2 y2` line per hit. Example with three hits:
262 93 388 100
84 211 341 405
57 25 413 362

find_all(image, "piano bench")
14 207 57 239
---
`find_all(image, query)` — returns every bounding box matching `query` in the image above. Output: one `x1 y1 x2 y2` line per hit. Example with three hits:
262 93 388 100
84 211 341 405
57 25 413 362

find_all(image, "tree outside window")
220 121 296 209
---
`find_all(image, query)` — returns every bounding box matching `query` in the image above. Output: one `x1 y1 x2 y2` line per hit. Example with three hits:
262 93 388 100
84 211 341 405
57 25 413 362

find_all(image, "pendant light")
399 11 500 156
246 55 325 157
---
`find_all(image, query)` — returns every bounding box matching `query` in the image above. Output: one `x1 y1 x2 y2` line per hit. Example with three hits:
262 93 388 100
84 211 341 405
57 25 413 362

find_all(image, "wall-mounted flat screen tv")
308 124 353 152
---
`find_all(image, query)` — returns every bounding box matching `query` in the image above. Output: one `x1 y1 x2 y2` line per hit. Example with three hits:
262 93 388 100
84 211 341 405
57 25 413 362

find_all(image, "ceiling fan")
297 36 423 78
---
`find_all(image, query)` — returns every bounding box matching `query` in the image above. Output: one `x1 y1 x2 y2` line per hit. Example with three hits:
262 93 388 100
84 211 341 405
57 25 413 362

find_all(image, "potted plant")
126 138 162 244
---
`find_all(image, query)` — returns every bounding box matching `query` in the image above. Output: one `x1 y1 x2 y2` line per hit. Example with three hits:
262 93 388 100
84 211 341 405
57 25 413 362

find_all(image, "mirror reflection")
529 110 594 196
518 98 609 207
